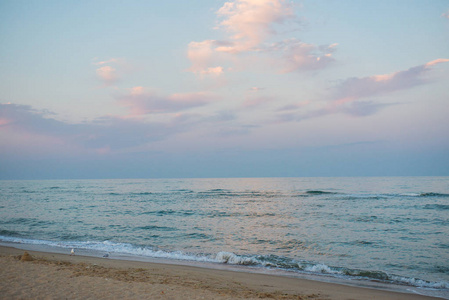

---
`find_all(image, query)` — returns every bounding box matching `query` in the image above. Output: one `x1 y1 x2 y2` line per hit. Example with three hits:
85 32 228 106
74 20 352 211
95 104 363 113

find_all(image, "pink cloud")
119 88 216 116
275 59 449 122
95 146 111 155
216 0 296 53
130 86 145 95
188 0 336 75
313 58 449 117
277 101 310 112
93 58 120 65
0 117 12 127
243 96 273 108
333 58 449 102
93 57 130 86
425 58 449 67
442 10 449 19
249 87 264 91
268 39 337 72
96 66 119 85
187 40 225 76
0 103 185 153
202 66 224 76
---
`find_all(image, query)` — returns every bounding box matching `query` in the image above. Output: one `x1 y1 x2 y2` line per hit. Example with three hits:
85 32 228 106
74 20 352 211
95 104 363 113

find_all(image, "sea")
0 177 448 298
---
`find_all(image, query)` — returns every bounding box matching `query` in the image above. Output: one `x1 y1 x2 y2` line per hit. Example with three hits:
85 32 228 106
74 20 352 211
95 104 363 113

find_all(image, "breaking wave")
1 236 447 290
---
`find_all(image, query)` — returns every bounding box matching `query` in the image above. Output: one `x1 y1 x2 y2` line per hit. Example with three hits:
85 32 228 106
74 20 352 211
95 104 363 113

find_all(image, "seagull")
70 248 75 256
103 253 109 258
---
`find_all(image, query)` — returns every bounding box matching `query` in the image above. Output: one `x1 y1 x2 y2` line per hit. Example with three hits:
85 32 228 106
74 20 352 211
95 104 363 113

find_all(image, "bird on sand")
103 253 109 258
70 248 75 256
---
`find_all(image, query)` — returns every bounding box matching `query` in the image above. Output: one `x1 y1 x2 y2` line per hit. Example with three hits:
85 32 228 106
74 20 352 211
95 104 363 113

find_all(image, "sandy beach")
0 245 442 300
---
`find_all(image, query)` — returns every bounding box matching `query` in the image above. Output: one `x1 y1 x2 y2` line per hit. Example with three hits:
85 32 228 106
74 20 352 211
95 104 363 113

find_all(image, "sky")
1 0 449 179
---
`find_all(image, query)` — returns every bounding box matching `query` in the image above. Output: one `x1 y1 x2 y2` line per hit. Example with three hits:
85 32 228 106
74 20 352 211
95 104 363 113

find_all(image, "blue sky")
1 0 448 179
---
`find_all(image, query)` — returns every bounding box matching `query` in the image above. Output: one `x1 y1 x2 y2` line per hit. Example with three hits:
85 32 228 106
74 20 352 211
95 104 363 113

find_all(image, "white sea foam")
0 236 215 263
304 263 340 274
215 251 259 265
390 275 449 289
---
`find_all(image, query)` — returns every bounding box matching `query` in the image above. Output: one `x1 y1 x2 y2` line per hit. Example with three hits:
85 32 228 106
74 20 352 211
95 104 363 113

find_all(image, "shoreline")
0 245 443 299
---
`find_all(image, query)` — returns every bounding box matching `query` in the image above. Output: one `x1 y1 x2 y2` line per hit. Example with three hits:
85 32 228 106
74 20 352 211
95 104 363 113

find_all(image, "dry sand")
0 245 441 300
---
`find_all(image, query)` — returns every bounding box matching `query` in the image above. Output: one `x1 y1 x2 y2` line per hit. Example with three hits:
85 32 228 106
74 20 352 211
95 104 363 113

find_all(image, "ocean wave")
351 216 379 223
304 263 340 274
389 275 449 289
214 253 449 289
305 190 338 195
293 191 449 200
135 225 177 231
215 251 259 265
131 192 154 195
423 204 449 210
393 192 449 198
419 192 449 197
142 209 177 216
0 217 56 227
184 233 212 240
142 209 196 216
0 236 215 263
196 190 282 199
0 229 22 237
0 235 447 290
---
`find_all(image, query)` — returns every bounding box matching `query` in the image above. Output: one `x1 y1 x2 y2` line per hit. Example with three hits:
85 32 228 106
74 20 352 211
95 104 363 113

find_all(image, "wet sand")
0 245 441 299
